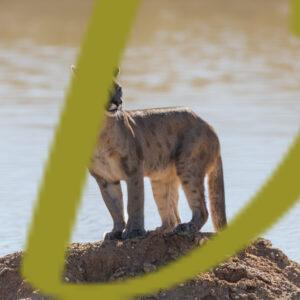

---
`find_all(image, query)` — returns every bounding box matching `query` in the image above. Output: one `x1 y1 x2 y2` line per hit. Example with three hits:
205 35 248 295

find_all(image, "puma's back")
128 107 220 177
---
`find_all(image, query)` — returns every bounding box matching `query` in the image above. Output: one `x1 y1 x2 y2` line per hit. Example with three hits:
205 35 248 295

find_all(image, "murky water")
1 0 300 261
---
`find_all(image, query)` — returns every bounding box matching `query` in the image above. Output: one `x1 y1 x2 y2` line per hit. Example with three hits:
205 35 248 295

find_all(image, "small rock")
117 241 123 247
199 237 209 246
110 268 126 280
143 263 157 273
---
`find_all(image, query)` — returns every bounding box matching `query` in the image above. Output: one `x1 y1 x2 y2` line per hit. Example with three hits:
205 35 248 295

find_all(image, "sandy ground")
0 232 299 300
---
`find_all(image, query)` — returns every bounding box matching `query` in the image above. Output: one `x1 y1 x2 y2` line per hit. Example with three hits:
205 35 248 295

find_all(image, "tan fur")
90 107 227 239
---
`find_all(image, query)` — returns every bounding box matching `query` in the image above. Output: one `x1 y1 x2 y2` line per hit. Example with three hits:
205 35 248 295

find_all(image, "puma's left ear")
114 67 120 78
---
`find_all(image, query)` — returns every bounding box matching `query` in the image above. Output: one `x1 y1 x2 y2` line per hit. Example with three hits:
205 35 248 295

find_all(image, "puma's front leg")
94 175 125 240
122 167 146 239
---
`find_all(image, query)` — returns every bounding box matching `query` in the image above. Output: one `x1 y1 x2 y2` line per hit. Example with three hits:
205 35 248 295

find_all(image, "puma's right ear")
71 65 77 75
114 67 120 78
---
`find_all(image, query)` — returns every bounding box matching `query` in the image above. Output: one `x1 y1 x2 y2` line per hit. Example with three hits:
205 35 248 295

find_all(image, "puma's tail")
208 154 227 231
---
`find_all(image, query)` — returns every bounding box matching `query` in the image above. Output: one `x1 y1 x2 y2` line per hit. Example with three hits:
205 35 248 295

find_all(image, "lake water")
0 0 300 262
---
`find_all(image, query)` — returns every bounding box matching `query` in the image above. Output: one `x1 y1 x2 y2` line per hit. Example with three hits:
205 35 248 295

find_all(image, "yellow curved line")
292 0 300 36
22 1 300 299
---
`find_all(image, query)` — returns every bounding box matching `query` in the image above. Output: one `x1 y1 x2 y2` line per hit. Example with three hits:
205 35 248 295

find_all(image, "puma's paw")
104 230 123 240
155 225 174 234
174 222 197 235
122 228 146 240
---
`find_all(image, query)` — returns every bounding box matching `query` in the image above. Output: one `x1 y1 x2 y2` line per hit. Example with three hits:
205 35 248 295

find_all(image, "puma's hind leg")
175 151 210 233
151 177 181 233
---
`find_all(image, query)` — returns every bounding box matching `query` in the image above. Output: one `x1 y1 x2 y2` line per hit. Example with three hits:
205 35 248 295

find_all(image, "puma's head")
71 65 123 113
108 79 123 113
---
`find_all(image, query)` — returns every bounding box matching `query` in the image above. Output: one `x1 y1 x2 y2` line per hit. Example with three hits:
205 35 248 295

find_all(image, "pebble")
143 263 157 273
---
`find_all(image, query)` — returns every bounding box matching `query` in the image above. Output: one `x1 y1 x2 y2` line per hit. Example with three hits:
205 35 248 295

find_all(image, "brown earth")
0 232 299 300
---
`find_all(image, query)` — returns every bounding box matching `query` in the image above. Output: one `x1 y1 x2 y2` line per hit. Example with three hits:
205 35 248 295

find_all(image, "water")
0 0 300 262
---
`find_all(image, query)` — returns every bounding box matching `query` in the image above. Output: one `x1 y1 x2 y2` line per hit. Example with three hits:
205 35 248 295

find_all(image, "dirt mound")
0 232 299 300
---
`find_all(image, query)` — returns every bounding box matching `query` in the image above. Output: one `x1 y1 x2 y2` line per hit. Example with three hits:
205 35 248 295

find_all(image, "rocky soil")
0 232 299 300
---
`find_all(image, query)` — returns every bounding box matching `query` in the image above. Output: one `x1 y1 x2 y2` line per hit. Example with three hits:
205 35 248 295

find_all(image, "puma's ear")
114 67 120 78
71 65 77 75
